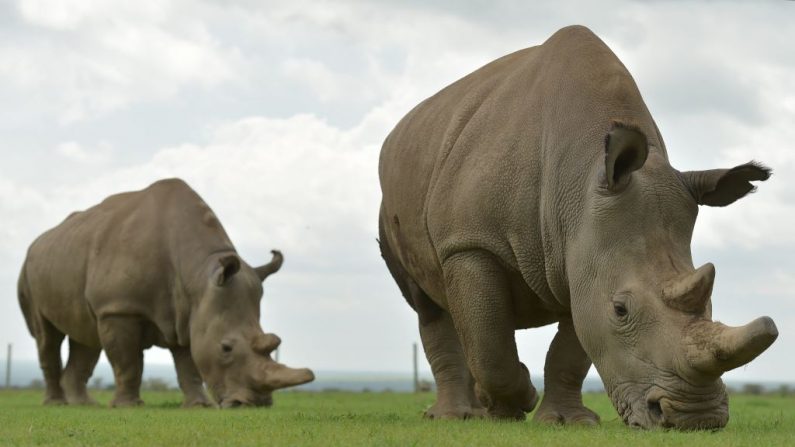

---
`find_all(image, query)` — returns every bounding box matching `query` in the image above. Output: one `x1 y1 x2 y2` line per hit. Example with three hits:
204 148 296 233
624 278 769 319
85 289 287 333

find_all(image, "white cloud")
17 0 169 30
3 0 241 123
281 58 368 102
55 141 113 164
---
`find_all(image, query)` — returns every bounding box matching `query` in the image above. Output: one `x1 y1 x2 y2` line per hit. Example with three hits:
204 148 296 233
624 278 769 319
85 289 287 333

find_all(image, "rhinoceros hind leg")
98 316 145 407
61 338 101 405
35 317 67 405
417 301 485 420
379 226 483 420
443 250 538 420
171 347 212 408
533 318 600 426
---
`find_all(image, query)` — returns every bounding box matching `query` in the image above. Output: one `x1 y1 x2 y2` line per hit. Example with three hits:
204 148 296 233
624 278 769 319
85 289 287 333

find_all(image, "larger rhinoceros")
18 178 314 408
378 25 777 429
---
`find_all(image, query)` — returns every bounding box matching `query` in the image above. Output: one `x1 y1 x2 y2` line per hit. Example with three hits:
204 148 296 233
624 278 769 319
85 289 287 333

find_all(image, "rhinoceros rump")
378 25 777 429
18 178 313 408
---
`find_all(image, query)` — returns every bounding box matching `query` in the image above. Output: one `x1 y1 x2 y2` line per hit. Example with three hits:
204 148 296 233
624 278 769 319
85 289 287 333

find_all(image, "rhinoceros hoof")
533 405 600 426
424 403 486 420
110 397 144 408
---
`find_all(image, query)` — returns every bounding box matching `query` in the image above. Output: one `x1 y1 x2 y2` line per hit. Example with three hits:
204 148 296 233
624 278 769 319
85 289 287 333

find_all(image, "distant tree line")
726 383 793 397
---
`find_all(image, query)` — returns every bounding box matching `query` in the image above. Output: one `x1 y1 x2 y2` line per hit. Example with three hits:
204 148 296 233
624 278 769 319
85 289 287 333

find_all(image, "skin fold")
378 25 777 429
18 178 313 408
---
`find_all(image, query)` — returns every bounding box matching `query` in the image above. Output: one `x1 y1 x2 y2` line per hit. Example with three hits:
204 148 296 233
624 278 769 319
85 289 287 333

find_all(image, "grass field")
1 390 793 446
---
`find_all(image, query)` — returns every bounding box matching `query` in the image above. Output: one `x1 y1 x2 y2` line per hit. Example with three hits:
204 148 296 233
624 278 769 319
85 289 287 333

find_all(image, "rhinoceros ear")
254 250 283 282
215 254 241 286
680 162 771 207
603 121 649 190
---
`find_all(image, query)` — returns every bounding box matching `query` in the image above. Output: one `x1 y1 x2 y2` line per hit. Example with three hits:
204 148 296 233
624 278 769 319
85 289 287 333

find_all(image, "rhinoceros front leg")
61 338 101 405
443 250 539 420
170 347 212 408
98 316 144 407
533 318 600 426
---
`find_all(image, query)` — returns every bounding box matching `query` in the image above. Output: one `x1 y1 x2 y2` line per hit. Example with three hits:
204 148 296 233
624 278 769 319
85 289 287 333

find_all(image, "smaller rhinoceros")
18 178 314 407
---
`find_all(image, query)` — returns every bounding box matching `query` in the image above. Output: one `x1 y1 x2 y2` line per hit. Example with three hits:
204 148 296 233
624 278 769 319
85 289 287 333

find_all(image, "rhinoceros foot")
533 402 600 426
424 402 486 420
475 363 539 420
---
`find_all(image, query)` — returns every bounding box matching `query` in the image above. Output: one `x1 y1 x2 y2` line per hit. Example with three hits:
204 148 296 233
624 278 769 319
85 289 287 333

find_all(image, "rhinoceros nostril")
647 399 663 421
226 399 244 408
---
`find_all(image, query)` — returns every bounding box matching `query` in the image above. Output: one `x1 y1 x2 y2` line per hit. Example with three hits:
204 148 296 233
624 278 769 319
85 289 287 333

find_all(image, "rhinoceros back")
21 179 235 348
379 25 663 311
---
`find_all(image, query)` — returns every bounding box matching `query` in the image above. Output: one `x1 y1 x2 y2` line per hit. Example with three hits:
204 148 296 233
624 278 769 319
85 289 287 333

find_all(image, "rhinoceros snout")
639 388 729 430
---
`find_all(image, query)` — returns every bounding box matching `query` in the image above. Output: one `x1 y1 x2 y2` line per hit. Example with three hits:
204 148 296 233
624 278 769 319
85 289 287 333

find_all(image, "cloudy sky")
1 0 793 384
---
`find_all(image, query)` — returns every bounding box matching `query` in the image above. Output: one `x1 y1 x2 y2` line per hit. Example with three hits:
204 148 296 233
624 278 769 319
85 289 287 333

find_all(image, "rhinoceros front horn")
264 363 315 390
685 317 778 375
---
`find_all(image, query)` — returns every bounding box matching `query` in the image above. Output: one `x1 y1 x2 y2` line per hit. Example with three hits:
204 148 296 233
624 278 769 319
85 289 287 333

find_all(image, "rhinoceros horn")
662 263 715 315
263 363 315 390
252 332 281 355
666 264 778 375
684 317 778 375
254 250 283 282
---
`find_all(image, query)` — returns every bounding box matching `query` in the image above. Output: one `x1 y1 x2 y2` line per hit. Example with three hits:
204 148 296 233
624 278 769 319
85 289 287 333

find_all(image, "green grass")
0 390 793 446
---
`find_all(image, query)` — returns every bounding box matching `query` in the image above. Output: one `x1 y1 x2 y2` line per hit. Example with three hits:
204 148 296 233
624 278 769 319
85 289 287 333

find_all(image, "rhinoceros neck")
167 199 238 345
532 28 670 308
121 179 237 346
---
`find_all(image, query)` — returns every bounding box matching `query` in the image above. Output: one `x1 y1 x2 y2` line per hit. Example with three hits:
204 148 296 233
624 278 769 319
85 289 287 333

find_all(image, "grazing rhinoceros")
18 178 314 408
378 25 777 429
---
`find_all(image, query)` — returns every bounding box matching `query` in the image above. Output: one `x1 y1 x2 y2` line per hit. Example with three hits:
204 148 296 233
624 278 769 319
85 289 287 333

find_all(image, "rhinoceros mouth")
610 380 727 430
645 386 728 430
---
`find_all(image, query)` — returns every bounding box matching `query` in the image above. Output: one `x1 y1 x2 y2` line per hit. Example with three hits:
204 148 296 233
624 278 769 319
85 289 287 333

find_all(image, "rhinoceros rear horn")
255 250 284 282
685 317 778 376
603 121 649 190
663 263 715 314
252 332 281 355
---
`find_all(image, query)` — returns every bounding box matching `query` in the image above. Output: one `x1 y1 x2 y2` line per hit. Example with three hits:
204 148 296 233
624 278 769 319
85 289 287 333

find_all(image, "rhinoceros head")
189 250 314 408
568 122 777 429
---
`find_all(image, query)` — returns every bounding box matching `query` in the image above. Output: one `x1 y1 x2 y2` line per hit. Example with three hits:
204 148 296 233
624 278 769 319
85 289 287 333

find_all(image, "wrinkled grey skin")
378 25 777 429
19 178 314 408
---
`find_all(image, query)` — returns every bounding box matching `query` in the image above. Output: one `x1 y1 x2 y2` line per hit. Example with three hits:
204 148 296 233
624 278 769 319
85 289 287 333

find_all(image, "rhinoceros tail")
377 217 414 310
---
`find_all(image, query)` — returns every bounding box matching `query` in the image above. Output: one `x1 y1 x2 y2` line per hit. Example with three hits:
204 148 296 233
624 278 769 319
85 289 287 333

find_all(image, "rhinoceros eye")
221 342 233 354
613 302 628 318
